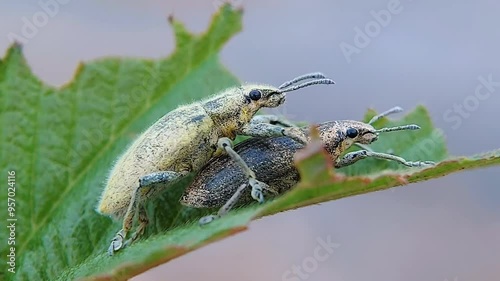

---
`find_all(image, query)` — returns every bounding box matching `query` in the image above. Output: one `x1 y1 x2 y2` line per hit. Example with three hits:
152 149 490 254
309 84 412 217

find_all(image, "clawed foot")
199 215 219 225
249 178 277 203
108 230 125 256
107 224 147 256
249 178 267 203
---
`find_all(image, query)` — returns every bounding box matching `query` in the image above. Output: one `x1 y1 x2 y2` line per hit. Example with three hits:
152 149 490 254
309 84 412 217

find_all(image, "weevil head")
200 84 285 138
214 84 286 130
202 74 334 138
318 114 420 160
319 120 378 159
241 84 285 110
202 84 284 123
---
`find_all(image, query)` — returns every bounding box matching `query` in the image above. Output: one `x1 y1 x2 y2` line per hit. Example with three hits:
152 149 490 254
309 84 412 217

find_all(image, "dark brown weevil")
180 107 434 224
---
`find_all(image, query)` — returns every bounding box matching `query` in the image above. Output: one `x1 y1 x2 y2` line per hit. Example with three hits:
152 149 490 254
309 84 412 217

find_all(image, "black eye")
249 89 262 101
346 128 358 138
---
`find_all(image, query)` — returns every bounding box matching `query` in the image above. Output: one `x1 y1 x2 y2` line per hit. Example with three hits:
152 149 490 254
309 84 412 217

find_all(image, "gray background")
1 0 499 280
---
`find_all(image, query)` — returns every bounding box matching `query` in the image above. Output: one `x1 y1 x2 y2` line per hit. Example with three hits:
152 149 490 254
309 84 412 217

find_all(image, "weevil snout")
259 89 286 107
271 91 286 106
362 129 379 144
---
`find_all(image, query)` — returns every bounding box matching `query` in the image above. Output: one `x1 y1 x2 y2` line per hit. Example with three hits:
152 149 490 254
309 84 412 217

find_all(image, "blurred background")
1 0 499 280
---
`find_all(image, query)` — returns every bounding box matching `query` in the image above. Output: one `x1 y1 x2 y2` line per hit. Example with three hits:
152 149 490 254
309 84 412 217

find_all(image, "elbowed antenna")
362 106 420 134
375 124 420 133
279 78 335 93
368 106 404 125
278 72 327 89
366 106 419 132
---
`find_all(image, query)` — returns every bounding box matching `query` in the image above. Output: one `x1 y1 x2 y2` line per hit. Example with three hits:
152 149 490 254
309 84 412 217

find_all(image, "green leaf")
1 4 499 281
0 4 242 281
257 105 499 216
66 106 499 281
260 149 500 218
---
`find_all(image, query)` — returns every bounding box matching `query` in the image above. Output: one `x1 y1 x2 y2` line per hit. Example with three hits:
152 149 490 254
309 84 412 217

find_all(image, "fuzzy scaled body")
98 85 278 218
99 104 216 218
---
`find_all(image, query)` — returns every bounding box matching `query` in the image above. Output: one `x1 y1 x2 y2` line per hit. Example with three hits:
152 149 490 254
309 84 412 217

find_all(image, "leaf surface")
0 5 242 281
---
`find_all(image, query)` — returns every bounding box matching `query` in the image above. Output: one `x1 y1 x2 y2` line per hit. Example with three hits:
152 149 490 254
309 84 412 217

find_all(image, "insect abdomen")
98 104 216 218
181 136 304 208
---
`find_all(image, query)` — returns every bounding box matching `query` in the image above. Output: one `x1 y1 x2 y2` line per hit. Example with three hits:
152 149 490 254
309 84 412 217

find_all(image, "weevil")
97 72 335 255
180 107 435 224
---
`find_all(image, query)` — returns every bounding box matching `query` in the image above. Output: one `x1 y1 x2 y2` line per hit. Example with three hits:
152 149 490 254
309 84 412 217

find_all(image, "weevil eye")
346 128 358 138
249 89 262 101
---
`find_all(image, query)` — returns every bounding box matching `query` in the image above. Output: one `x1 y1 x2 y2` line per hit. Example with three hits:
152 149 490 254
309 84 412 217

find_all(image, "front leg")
198 138 279 226
250 114 297 127
108 171 185 256
217 138 278 203
199 183 248 225
239 122 308 144
199 120 305 225
336 150 435 168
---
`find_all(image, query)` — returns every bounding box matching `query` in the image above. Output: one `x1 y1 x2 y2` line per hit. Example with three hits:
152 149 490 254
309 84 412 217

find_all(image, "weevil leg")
199 183 249 225
123 205 149 248
108 171 184 255
217 138 278 204
250 115 297 127
239 122 308 144
108 229 126 256
336 150 435 168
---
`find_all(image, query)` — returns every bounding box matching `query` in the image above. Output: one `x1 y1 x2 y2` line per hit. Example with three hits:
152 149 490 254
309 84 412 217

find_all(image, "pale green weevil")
97 72 335 255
